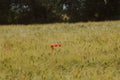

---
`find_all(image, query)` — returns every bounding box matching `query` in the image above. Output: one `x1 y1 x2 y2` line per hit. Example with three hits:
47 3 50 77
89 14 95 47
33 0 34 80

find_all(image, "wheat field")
0 21 120 80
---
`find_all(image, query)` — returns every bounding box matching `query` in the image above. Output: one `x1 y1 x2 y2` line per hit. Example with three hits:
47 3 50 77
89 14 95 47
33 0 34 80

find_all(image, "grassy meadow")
0 21 120 80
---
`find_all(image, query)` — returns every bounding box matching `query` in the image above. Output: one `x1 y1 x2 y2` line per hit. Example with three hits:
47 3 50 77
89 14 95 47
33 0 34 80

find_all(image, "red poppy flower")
50 43 62 50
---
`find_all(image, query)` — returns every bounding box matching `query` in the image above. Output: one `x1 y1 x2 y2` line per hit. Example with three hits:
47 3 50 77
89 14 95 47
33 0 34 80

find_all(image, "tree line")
0 0 120 24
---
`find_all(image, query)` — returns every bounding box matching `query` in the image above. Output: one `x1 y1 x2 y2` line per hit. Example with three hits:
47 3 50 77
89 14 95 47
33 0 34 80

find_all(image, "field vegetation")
0 21 120 80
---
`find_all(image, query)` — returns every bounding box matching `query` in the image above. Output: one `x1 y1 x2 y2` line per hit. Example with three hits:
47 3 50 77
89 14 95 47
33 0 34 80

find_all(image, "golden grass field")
0 21 120 80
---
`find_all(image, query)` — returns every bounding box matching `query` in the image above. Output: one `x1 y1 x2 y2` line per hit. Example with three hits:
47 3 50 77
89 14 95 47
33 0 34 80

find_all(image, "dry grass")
0 21 120 80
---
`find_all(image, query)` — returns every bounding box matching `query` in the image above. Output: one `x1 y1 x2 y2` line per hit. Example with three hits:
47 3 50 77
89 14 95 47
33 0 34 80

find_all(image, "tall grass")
0 21 120 80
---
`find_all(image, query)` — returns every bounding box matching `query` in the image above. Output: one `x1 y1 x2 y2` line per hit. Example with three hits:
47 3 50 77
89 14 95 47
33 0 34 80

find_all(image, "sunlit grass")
0 21 120 80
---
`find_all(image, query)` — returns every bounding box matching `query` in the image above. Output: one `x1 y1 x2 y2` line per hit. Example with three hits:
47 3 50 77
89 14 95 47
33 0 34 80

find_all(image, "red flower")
58 44 61 47
55 44 58 47
51 45 54 50
50 43 62 50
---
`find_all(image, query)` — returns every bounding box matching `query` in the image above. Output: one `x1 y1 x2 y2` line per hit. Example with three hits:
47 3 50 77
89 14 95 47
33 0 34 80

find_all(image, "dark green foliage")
0 0 120 24
0 0 11 24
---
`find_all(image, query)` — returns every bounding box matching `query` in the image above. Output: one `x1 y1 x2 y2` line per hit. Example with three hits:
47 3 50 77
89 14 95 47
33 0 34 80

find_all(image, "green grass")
0 21 120 80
